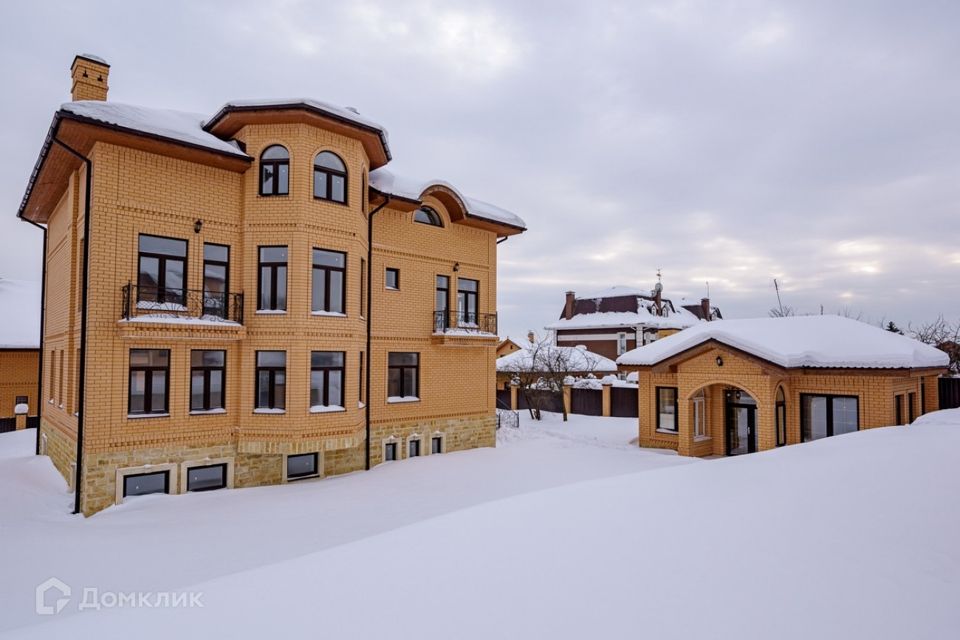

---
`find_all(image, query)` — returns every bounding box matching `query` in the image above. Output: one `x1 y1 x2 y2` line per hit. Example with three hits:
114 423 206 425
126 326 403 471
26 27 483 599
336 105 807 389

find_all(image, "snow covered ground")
2 411 959 638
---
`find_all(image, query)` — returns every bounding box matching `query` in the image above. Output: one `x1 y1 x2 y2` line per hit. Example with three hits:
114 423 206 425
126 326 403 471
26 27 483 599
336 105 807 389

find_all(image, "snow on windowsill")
433 329 497 338
311 311 347 317
309 405 345 413
358 401 365 409
190 408 227 415
694 435 712 442
253 408 286 414
255 310 287 315
388 396 420 404
121 315 241 327
385 286 399 292
127 413 170 419
656 428 679 435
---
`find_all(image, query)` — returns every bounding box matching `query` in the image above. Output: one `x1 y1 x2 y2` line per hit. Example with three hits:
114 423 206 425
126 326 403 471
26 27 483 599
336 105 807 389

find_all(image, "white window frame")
617 332 628 356
693 389 708 439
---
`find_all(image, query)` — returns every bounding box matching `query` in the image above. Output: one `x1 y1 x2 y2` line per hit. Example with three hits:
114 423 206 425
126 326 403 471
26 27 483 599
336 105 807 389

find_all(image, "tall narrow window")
128 349 169 415
895 395 904 426
617 332 628 356
58 350 64 406
435 275 450 331
920 380 927 414
775 387 787 446
693 388 707 438
191 350 225 412
907 392 916 423
457 278 478 325
258 246 288 311
314 151 347 204
203 243 230 318
359 351 364 402
138 235 187 306
360 258 366 317
656 387 678 432
260 145 289 196
312 249 346 314
310 352 345 410
48 350 54 401
388 353 419 400
255 351 286 411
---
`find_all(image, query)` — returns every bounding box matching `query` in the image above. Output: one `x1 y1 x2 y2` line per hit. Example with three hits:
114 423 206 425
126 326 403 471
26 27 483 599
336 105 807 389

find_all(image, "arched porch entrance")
725 388 757 455
684 382 763 457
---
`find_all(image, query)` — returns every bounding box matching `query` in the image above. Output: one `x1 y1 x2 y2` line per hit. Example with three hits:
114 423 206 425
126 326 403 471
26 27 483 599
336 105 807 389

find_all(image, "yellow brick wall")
0 350 39 417
39 117 503 514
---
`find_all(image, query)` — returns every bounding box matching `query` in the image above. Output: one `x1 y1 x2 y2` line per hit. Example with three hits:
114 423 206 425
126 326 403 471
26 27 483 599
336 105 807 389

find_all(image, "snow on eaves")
206 98 388 137
496 344 617 373
616 315 949 370
545 306 701 331
61 101 249 158
369 168 525 230
0 279 40 349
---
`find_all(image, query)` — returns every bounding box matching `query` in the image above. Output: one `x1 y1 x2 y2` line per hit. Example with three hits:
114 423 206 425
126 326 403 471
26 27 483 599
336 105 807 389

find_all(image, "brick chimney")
71 54 110 102
701 297 712 321
564 291 576 320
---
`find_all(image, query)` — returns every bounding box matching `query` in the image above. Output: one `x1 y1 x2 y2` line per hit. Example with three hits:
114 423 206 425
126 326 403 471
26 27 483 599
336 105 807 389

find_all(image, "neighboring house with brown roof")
496 337 523 359
545 284 721 360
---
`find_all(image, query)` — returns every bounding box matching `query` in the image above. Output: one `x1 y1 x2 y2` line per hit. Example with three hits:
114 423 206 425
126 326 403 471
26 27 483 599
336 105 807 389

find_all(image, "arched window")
259 145 289 196
314 151 347 204
775 386 787 446
414 206 443 227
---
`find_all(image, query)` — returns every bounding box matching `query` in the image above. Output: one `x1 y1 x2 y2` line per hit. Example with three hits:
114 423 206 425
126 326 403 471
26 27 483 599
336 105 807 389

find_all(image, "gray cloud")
0 0 957 341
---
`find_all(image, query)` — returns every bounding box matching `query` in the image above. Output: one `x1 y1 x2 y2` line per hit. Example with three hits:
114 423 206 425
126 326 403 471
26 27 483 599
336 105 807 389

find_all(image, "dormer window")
259 145 289 196
314 151 347 204
414 206 443 227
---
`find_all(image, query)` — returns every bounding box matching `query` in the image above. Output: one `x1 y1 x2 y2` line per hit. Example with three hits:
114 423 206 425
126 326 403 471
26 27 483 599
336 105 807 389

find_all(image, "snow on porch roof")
0 279 41 349
616 315 949 370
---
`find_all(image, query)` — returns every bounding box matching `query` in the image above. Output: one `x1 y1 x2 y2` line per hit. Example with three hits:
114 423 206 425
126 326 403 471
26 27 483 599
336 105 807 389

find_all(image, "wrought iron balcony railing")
122 283 244 324
433 310 497 335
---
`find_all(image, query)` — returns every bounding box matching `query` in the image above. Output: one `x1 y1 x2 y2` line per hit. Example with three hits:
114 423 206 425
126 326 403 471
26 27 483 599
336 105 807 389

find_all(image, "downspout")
52 138 92 516
496 236 509 245
365 194 392 470
18 216 47 455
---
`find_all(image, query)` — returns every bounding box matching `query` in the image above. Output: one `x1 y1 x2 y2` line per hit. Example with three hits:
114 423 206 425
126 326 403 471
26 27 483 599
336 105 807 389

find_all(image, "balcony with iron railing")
121 283 244 325
433 309 498 337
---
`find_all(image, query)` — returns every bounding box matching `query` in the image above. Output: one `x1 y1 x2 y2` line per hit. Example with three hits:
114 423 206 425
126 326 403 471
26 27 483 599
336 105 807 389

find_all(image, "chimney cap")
72 53 110 69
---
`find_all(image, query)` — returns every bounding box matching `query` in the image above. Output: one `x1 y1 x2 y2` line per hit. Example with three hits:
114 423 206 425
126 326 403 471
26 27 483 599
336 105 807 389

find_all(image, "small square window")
186 464 227 492
384 441 398 462
15 395 27 404
385 268 399 290
409 439 421 458
431 436 443 454
123 471 169 498
286 453 319 480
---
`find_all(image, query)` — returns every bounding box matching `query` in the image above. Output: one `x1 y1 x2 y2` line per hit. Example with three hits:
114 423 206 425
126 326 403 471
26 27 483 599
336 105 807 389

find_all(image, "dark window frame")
457 277 479 324
800 393 860 442
920 380 927 414
312 248 347 313
385 267 400 290
310 351 345 408
257 246 288 311
202 243 230 317
655 386 679 432
128 349 170 415
137 234 187 306
907 392 916 423
286 452 319 480
436 275 450 330
895 394 904 425
408 438 421 458
775 387 787 447
388 352 420 399
431 435 443 454
313 151 348 205
384 441 398 462
190 350 226 412
360 257 366 317
15 395 27 405
259 145 290 196
255 351 287 411
186 463 227 492
122 470 170 498
414 206 443 227
358 351 364 402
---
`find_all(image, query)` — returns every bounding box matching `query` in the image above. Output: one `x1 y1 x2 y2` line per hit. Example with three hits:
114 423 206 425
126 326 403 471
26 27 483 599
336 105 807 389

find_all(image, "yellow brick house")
617 316 947 457
16 54 524 515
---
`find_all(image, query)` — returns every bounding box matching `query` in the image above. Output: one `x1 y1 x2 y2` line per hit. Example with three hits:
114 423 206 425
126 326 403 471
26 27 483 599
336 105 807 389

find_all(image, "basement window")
122 471 169 498
186 463 227 492
286 453 319 481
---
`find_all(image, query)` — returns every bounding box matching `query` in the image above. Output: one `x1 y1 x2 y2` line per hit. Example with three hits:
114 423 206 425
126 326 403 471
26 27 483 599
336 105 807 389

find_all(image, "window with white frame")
693 388 708 438
617 332 628 356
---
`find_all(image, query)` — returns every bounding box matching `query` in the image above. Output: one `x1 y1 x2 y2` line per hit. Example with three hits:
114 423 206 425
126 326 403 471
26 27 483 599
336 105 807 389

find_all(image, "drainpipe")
365 194 392 470
17 216 47 455
496 236 508 245
51 138 92 516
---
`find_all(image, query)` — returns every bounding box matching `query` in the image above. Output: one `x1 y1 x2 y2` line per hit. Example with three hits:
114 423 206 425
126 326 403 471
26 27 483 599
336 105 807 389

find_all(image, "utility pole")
773 278 784 316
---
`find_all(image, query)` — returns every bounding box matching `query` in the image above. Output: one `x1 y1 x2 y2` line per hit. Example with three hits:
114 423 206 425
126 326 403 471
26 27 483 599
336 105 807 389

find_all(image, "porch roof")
616 315 949 370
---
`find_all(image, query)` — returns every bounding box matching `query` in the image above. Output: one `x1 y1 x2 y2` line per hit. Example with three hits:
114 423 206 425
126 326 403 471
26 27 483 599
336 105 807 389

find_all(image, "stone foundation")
40 421 76 488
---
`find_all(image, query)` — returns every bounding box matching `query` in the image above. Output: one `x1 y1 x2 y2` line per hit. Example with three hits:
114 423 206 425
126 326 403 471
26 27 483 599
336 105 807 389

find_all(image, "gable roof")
546 285 712 331
0 279 41 349
616 315 948 370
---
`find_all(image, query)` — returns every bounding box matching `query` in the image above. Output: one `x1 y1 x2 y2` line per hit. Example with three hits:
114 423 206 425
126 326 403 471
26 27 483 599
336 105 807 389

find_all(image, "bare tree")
499 338 601 422
910 316 960 374
768 305 796 318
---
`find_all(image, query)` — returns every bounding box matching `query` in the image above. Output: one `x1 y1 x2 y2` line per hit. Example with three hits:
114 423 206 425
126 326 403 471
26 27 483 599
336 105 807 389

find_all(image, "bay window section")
128 349 169 416
656 387 678 432
310 351 345 412
312 249 346 314
255 351 286 412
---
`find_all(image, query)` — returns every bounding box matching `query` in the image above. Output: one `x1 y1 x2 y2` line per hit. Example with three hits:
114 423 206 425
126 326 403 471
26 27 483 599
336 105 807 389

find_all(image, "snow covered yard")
2 412 959 638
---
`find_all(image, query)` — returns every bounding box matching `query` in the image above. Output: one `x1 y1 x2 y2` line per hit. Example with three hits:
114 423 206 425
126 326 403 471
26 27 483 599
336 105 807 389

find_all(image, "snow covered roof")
579 285 652 299
497 343 617 373
617 315 949 370
61 101 249 158
369 168 526 231
546 306 702 331
0 279 40 349
206 98 387 136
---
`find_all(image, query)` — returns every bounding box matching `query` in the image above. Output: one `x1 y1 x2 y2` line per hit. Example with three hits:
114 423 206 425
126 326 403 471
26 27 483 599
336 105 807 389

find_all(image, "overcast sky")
1 0 958 340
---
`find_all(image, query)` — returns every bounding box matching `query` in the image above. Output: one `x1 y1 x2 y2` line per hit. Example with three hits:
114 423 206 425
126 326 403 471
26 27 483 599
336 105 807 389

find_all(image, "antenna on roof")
705 281 710 298
773 278 784 316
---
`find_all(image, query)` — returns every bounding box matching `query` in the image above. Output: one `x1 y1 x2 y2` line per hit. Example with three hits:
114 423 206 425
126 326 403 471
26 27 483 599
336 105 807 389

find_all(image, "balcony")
433 310 497 336
121 283 244 325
